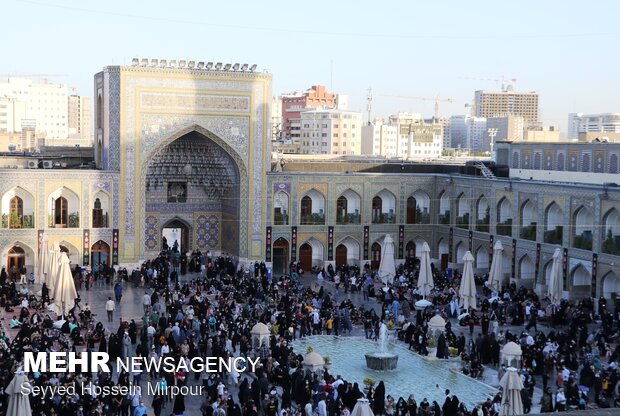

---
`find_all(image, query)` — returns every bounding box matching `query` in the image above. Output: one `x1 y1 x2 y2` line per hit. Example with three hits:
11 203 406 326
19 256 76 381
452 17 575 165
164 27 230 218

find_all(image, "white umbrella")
487 240 504 293
47 243 61 295
499 367 524 415
6 371 32 416
51 252 78 317
547 247 564 305
417 242 434 298
378 235 396 285
351 398 375 416
37 235 49 284
459 250 477 311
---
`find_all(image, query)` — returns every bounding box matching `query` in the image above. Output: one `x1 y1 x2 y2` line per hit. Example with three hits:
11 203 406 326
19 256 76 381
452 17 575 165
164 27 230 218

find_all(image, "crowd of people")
0 248 619 416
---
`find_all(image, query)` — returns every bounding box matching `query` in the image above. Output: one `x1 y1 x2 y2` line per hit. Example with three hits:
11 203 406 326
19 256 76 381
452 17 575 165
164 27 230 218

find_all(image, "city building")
0 96 26 133
450 115 487 152
271 97 282 141
474 88 539 125
0 77 69 141
361 118 399 157
68 95 92 143
523 124 561 141
280 85 342 140
405 123 443 159
484 115 525 152
299 108 362 155
1 61 620 303
426 116 451 150
569 113 620 141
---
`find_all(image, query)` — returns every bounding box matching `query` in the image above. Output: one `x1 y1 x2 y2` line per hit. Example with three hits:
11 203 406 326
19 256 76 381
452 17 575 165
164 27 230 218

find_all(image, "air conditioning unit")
42 160 53 169
60 162 67 168
27 160 38 169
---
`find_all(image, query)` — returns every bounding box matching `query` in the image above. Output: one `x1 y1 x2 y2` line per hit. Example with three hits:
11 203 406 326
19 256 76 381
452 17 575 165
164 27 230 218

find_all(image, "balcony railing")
337 212 361 225
456 213 470 229
476 218 490 233
573 231 593 250
274 212 289 225
1 213 34 229
372 212 395 224
544 226 563 245
520 224 537 241
48 212 80 228
438 212 450 225
416 212 431 224
300 213 325 225
602 234 620 256
497 219 513 237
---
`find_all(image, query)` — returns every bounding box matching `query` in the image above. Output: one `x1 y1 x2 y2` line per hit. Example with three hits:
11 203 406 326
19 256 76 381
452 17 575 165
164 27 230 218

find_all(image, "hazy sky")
2 0 620 133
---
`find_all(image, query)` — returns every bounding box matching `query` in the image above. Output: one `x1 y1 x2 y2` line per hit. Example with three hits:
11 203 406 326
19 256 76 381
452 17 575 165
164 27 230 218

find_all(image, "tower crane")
379 94 453 118
460 76 518 91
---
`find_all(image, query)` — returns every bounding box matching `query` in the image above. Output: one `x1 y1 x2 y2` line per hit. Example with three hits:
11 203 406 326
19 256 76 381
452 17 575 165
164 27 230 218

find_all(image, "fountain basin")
365 352 399 370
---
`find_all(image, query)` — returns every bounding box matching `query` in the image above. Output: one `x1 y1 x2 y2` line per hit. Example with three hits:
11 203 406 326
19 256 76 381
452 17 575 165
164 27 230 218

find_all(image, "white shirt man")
105 297 115 322
143 292 151 312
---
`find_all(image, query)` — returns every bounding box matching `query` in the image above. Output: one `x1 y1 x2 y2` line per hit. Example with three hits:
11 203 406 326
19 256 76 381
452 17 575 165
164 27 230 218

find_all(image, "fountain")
365 322 399 370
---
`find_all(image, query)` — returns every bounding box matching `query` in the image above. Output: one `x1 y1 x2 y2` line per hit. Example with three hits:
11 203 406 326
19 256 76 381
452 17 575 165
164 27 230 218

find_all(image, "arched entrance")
162 219 190 254
299 243 312 272
7 246 25 276
144 129 241 258
91 240 111 266
371 242 382 270
405 240 416 259
335 244 347 267
272 237 289 275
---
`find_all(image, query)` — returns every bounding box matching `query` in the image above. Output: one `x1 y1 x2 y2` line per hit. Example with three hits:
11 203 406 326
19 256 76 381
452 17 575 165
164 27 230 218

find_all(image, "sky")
2 0 620 134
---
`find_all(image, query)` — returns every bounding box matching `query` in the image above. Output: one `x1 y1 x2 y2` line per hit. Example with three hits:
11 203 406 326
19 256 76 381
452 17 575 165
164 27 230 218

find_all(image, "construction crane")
460 76 518 91
379 94 453 118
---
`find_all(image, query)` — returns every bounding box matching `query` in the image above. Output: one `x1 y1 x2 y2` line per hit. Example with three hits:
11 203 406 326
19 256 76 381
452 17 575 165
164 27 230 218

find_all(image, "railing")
48 212 80 228
602 235 620 255
476 218 490 232
544 226 563 245
372 212 395 224
337 213 361 225
438 213 450 225
274 212 289 225
497 219 513 237
416 212 431 224
456 213 470 229
1 214 34 229
92 213 109 228
573 232 593 250
520 224 537 241
300 213 325 225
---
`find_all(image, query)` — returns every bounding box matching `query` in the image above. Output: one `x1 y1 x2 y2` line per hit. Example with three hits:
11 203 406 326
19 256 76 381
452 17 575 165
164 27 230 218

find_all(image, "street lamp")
75 144 81 167
487 128 498 162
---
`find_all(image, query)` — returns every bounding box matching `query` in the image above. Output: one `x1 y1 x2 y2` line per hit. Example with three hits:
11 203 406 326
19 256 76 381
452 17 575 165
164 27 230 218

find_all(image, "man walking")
142 291 151 313
106 296 115 322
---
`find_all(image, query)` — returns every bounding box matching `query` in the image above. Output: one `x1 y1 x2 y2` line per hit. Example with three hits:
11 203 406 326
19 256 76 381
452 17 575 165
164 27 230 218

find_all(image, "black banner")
398 225 404 259
112 229 119 265
511 239 516 279
468 230 473 251
562 248 568 290
535 243 541 284
592 253 598 298
328 226 334 261
449 227 454 262
363 226 369 260
489 235 494 264
83 230 90 266
291 226 297 262
265 227 272 262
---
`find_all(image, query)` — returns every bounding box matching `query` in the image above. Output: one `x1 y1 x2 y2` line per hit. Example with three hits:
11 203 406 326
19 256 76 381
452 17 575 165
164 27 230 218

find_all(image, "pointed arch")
602 208 620 255
335 236 361 266
438 190 450 224
476 195 490 232
572 205 593 250
1 187 35 229
520 199 537 241
407 190 430 224
543 259 554 285
544 202 563 244
300 189 325 225
475 245 489 269
336 189 361 224
3 241 36 275
298 237 324 270
571 263 591 287
455 241 467 264
92 190 110 228
497 197 513 236
518 254 535 280
372 189 396 224
48 187 80 229
57 240 80 265
456 192 470 228
273 190 290 225
603 271 620 299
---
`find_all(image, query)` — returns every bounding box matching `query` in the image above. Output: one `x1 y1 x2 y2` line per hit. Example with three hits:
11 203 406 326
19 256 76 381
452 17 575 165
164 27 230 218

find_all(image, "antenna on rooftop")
366 87 373 126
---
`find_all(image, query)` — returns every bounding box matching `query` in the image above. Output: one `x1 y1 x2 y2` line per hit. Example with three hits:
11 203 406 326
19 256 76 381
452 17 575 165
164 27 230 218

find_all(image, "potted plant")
306 346 314 353
363 377 375 392
448 347 459 357
324 356 331 370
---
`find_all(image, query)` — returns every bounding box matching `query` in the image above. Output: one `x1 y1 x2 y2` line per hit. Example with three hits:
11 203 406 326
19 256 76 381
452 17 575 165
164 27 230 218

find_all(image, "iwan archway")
142 127 243 259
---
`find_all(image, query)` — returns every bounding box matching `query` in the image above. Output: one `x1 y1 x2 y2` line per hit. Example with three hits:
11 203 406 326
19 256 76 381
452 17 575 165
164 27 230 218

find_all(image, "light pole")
75 144 82 167
487 128 498 161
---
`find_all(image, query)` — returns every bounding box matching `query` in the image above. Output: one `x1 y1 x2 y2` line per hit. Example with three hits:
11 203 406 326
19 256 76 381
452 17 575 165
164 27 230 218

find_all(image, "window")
92 198 108 228
9 196 23 228
53 197 68 228
333 133 338 138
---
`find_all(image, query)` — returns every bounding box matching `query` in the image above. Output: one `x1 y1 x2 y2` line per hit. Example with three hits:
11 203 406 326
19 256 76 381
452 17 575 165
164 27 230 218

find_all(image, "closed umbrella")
37 235 49 284
459 250 477 311
487 240 504 293
351 398 375 416
51 252 78 317
417 242 434 298
47 243 61 295
547 247 564 305
6 371 32 416
378 234 396 285
499 367 524 415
